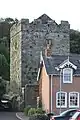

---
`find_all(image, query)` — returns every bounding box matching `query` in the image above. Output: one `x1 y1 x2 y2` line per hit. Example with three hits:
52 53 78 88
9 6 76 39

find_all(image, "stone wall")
10 14 70 92
10 22 22 93
21 14 70 85
24 84 39 108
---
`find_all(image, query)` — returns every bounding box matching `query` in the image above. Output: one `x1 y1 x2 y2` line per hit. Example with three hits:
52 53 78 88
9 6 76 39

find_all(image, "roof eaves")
59 59 77 70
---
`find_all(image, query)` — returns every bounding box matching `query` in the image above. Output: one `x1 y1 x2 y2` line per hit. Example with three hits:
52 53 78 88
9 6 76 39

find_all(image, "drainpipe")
51 75 53 112
55 67 62 114
59 69 62 114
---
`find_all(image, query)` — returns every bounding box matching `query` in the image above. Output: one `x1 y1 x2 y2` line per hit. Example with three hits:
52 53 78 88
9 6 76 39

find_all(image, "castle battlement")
20 19 29 24
10 14 70 38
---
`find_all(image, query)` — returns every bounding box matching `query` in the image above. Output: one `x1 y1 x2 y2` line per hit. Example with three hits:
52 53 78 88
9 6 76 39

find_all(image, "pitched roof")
43 54 80 75
35 14 53 24
58 57 77 70
38 14 52 21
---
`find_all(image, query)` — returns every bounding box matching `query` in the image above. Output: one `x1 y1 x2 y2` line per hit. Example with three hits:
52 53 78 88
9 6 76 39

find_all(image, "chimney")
45 40 52 57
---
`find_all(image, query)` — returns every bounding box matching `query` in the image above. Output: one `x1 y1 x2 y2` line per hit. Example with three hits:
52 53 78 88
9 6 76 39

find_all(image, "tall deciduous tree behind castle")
70 29 80 54
0 18 15 81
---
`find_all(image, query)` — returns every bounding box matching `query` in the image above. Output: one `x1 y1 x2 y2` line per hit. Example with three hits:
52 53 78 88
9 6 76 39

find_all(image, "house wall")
39 74 42 107
39 65 50 112
52 76 80 114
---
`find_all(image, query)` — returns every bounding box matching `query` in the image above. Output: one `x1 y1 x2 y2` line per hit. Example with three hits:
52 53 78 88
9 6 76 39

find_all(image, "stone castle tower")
10 14 70 93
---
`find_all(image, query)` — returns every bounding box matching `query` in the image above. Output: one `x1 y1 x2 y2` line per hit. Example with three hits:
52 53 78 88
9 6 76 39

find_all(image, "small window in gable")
63 68 73 83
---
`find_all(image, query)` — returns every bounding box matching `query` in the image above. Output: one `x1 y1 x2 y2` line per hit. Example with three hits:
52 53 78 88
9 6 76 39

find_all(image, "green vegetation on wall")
70 29 80 54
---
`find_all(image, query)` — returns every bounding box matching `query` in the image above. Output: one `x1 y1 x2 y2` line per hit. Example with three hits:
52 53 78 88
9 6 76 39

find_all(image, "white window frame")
56 92 67 108
69 92 79 108
63 68 73 83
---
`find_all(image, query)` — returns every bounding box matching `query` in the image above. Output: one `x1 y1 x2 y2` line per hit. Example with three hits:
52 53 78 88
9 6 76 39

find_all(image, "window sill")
69 106 79 108
63 81 72 83
56 106 67 108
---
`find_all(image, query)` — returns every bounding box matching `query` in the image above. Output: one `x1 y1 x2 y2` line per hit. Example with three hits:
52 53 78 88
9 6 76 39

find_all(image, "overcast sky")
0 0 80 30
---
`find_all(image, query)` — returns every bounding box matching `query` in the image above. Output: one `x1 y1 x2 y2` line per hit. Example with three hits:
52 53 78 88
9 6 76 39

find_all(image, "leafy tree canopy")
0 77 6 99
70 29 80 54
0 38 9 63
0 54 9 80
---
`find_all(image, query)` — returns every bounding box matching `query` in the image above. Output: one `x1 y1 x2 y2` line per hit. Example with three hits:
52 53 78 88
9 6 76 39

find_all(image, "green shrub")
26 107 46 116
24 106 31 116
29 114 49 120
28 108 36 116
36 108 45 114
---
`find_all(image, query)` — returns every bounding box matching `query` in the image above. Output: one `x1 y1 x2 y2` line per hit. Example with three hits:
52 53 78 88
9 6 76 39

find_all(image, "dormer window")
63 68 73 83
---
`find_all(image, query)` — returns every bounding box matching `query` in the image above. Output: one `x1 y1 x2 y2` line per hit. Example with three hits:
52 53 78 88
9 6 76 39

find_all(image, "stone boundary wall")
24 84 39 108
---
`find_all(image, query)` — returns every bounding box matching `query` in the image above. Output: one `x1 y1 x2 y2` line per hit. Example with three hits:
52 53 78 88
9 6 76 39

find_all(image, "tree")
0 54 9 80
70 29 80 54
0 77 6 99
0 39 10 63
0 18 16 82
5 18 14 24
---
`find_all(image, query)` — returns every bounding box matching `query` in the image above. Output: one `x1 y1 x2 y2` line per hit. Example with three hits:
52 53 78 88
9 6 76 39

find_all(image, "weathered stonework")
24 84 39 108
10 22 22 93
10 14 70 93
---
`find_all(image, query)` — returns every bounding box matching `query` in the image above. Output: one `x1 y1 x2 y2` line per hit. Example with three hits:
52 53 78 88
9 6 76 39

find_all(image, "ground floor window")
69 92 79 108
56 92 67 108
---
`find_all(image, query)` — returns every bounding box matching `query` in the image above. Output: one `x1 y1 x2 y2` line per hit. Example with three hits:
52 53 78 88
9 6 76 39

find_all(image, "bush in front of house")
36 108 46 114
28 108 36 116
29 114 49 120
27 107 45 116
24 106 46 117
26 107 48 120
24 105 31 116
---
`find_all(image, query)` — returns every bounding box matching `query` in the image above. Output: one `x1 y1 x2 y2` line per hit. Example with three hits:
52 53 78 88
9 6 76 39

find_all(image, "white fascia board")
37 51 44 81
37 55 46 81
37 67 41 81
59 60 77 70
40 51 44 64
69 61 77 69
